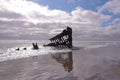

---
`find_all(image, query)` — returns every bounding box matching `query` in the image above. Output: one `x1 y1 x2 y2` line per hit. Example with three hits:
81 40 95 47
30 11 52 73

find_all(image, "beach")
0 41 120 80
0 0 120 80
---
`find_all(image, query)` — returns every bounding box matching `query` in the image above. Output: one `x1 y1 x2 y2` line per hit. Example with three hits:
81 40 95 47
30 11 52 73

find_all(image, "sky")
0 0 120 41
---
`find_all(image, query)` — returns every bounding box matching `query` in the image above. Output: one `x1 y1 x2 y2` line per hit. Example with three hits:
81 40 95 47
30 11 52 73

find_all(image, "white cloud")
0 0 119 40
71 7 111 26
98 0 120 15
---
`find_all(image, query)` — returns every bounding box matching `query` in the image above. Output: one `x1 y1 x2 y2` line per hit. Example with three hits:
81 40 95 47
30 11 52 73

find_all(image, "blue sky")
32 0 109 12
0 0 120 40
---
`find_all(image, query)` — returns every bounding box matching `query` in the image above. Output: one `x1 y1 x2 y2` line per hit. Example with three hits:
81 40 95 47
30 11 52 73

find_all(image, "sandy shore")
0 44 120 80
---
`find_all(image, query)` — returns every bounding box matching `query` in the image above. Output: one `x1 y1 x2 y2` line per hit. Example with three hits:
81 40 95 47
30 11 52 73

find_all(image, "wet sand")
0 44 120 80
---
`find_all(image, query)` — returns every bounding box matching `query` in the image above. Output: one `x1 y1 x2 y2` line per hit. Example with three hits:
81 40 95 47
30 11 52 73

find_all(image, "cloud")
0 0 119 41
98 0 120 15
71 7 111 26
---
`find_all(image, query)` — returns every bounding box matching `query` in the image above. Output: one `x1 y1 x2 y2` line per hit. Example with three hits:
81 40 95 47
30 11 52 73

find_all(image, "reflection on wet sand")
85 63 120 80
51 51 73 73
1 43 120 80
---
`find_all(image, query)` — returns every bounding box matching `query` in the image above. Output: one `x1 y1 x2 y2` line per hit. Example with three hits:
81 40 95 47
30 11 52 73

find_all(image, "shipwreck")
44 26 72 48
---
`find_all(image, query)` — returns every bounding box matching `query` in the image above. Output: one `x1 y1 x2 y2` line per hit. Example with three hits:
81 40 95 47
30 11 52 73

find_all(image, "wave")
0 45 71 62
0 40 119 62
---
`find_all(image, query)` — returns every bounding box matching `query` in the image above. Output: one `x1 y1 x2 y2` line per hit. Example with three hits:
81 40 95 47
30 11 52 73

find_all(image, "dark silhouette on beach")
44 26 72 48
51 51 73 73
15 48 20 51
23 47 27 50
32 43 39 50
15 47 27 51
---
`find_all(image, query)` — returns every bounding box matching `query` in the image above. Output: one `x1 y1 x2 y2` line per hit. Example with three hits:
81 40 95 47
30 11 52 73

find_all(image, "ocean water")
0 40 120 80
0 40 118 62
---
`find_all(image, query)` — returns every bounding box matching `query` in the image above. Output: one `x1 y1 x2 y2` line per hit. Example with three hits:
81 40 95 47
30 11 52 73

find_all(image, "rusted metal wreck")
44 26 72 48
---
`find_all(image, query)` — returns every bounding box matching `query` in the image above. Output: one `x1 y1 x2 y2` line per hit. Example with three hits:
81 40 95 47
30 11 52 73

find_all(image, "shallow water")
0 40 118 62
0 40 120 80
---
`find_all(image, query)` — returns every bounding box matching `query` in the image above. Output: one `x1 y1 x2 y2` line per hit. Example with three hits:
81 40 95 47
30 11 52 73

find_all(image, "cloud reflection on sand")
0 41 120 80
